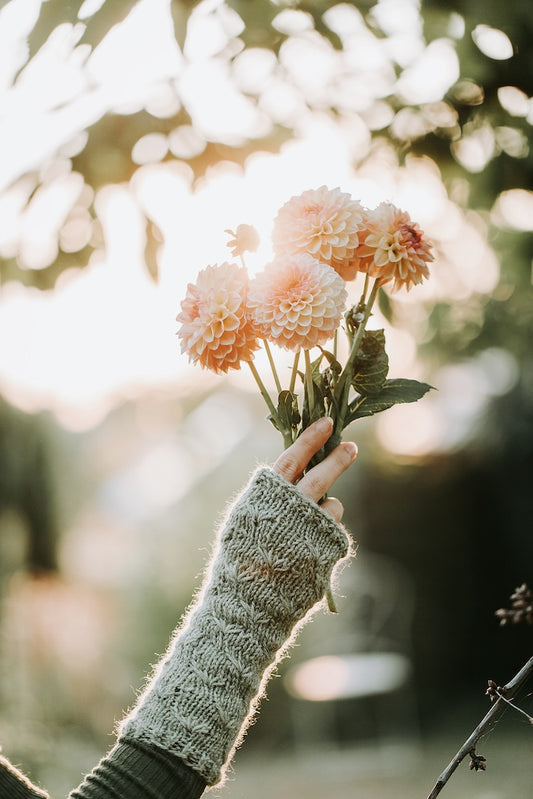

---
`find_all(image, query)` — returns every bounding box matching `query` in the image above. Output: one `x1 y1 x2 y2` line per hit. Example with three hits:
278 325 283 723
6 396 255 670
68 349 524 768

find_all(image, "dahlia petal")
248 253 346 351
358 203 433 292
177 261 259 373
272 186 366 280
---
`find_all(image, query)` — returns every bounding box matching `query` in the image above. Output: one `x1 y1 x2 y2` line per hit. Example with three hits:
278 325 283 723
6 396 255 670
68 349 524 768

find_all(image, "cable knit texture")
119 466 352 785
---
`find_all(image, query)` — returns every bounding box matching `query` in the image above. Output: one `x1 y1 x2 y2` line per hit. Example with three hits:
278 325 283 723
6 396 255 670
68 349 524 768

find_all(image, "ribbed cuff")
69 739 206 799
0 755 49 799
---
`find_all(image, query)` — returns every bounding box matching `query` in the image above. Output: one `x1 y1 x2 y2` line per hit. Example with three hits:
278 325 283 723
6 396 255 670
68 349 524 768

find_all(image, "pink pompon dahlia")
358 203 434 292
177 262 259 373
248 254 347 352
272 186 365 281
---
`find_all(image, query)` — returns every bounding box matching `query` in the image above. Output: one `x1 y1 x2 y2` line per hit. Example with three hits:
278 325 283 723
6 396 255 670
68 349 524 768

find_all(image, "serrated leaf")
346 378 434 424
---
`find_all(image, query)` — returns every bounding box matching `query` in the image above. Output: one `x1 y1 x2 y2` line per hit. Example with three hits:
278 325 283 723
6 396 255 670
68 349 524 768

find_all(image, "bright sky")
0 0 520 455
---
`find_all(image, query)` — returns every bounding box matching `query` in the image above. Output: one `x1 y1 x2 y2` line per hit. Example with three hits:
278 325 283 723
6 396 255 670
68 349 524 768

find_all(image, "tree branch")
427 655 533 799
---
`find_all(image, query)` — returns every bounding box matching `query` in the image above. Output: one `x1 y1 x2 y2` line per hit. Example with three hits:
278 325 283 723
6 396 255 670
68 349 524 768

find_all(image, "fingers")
272 417 358 508
273 417 336 484
297 440 357 504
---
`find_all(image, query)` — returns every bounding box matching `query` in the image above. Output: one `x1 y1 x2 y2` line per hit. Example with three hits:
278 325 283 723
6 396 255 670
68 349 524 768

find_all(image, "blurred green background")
0 1 532 797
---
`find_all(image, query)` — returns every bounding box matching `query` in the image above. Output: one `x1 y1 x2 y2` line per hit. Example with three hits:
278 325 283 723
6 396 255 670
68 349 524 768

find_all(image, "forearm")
1 459 352 798
120 466 351 785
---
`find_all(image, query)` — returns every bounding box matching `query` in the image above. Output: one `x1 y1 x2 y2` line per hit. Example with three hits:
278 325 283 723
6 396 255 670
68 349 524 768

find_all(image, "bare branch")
426 655 533 799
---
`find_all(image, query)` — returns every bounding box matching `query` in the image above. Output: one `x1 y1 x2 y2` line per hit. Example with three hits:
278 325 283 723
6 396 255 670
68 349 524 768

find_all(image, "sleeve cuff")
70 739 206 799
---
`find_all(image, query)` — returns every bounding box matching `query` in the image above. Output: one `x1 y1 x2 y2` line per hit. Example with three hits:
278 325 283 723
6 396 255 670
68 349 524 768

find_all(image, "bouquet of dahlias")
177 186 434 465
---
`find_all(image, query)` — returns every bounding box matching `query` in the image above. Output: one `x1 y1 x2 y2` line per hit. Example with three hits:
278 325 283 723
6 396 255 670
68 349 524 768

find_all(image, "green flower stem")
289 351 300 395
333 278 381 441
361 272 370 304
264 339 282 395
304 349 315 424
247 359 293 449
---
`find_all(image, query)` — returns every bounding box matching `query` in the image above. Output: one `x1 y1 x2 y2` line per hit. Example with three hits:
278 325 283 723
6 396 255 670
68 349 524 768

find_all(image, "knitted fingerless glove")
119 466 352 786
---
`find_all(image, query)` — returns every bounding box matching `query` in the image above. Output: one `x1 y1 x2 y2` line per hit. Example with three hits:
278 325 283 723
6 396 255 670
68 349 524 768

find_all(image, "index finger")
297 441 357 503
273 417 335 484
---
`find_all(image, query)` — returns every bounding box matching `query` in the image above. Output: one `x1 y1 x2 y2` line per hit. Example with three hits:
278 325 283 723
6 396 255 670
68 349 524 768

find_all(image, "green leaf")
318 347 342 376
275 390 301 432
301 372 326 429
346 378 434 424
351 329 389 396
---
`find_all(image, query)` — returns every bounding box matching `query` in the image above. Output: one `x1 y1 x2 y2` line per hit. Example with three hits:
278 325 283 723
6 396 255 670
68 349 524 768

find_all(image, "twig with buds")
427 585 533 799
495 583 533 626
427 655 533 798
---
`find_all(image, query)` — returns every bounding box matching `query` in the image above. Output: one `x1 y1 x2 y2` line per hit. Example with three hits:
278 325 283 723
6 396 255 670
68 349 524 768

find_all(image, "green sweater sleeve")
0 754 49 798
70 740 206 798
0 742 206 799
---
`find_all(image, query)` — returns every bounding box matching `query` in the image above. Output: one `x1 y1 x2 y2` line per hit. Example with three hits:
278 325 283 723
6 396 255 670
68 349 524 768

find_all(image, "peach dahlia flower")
272 186 365 281
248 254 347 352
358 203 434 292
177 262 258 373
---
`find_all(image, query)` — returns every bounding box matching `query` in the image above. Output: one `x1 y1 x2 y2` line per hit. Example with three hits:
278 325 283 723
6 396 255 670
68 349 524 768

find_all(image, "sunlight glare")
0 0 500 441
0 0 41 91
396 39 459 104
451 122 495 173
376 347 518 458
376 401 443 458
87 0 182 92
184 1 243 60
20 171 85 268
472 24 513 61
286 653 410 701
497 86 529 117
492 189 533 231
178 60 270 143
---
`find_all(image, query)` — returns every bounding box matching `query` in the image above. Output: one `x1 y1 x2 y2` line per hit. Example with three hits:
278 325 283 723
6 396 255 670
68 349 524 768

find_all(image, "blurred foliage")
0 398 59 573
1 0 532 362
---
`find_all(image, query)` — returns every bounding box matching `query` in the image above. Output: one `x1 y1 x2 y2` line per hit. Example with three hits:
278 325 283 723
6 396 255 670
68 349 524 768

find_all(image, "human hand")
273 417 357 523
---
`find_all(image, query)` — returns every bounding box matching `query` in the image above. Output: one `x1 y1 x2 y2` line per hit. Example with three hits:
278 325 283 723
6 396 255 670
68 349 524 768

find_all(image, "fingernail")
341 441 358 460
316 417 333 432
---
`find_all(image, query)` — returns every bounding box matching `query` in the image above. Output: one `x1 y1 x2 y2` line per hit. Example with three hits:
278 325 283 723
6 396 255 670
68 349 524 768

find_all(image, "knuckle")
304 471 325 497
334 442 356 471
274 452 301 483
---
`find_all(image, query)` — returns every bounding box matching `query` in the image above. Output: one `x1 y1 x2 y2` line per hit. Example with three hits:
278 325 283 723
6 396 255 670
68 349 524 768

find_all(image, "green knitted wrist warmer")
119 466 352 785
